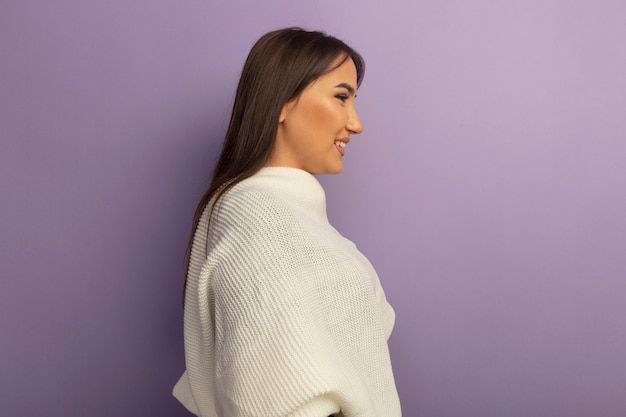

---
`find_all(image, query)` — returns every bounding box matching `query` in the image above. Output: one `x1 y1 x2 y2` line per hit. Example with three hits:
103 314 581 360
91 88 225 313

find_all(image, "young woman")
173 27 401 417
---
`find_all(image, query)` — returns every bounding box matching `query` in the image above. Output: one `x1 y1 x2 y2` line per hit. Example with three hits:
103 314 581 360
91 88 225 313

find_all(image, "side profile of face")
268 56 363 175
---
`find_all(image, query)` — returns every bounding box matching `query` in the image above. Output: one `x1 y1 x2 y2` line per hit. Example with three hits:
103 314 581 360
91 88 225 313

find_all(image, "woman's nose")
347 107 363 135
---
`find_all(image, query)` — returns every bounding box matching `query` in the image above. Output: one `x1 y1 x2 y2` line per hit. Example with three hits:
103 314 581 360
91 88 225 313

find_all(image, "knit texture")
173 167 401 417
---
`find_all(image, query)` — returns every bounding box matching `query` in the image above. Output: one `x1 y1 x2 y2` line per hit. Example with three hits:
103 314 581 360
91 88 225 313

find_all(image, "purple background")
2 1 625 416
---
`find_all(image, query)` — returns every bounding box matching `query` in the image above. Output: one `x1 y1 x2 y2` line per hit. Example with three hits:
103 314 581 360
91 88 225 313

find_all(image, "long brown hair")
184 27 365 295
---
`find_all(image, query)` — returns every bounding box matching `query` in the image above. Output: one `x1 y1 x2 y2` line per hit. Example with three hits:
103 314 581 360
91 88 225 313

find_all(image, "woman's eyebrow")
334 82 356 96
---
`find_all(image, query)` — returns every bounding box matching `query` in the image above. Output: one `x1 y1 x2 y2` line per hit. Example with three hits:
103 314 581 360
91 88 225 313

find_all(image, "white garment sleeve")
211 242 348 417
287 395 340 417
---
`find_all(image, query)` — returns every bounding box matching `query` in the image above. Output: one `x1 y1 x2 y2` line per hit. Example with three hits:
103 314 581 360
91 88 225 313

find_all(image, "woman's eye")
336 94 349 103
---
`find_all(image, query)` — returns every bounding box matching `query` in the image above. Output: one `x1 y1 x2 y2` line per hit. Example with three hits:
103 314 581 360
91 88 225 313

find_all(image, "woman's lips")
334 137 350 156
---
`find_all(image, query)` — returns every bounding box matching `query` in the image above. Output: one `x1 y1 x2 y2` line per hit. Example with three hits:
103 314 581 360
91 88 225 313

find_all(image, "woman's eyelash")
336 94 349 103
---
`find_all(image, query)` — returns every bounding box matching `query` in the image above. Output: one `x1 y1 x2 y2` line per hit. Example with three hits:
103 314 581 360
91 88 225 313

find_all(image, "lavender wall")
1 1 625 416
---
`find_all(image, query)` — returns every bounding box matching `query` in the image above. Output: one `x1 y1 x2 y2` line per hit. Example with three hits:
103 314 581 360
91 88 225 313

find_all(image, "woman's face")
269 57 363 175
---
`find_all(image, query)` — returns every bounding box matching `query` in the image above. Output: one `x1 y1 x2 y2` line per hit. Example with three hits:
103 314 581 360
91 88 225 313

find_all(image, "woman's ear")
278 105 288 123
279 98 297 123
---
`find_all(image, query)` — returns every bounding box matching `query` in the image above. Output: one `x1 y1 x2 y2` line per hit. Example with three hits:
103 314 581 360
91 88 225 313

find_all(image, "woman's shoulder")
218 168 321 220
208 167 328 247
219 177 292 218
208 179 296 241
